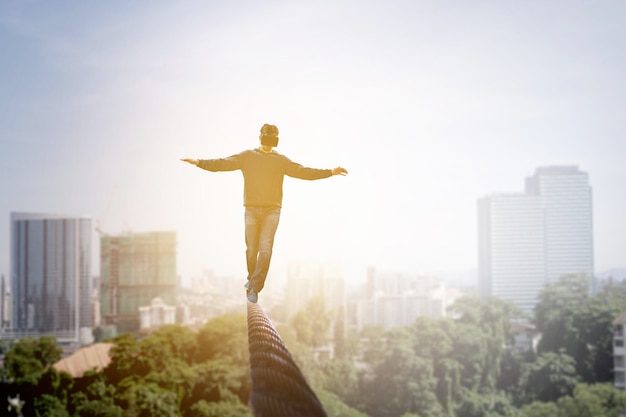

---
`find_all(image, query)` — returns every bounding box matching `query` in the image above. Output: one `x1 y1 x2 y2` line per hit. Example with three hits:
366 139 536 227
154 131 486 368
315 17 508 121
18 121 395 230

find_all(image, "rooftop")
54 342 113 378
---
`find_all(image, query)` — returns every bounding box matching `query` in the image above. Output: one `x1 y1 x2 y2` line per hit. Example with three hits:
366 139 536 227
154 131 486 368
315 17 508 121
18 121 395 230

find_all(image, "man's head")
260 124 279 147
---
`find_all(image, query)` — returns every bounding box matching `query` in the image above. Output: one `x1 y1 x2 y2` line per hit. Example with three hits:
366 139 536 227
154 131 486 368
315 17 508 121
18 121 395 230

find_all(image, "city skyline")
2 2 626 284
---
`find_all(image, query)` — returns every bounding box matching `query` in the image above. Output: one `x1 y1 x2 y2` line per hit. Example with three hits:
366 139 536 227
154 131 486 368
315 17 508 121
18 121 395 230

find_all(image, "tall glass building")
10 212 93 343
478 166 594 313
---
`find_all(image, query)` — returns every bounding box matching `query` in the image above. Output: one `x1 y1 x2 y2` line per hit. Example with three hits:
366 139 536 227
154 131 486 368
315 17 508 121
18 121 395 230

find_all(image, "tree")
332 306 350 360
519 350 579 403
177 360 248 412
195 314 250 403
70 375 124 417
410 317 458 414
93 316 252 416
188 399 252 417
316 389 371 417
359 324 387 369
556 383 626 417
139 324 199 367
534 273 617 383
449 296 523 392
37 368 74 412
362 327 444 417
3 336 62 384
195 314 249 365
574 298 617 382
519 383 626 417
448 321 487 391
320 358 361 407
454 389 516 417
290 296 333 349
103 333 145 385
498 347 528 403
518 401 559 417
116 381 181 417
275 322 325 390
0 339 13 355
534 274 591 354
33 394 70 417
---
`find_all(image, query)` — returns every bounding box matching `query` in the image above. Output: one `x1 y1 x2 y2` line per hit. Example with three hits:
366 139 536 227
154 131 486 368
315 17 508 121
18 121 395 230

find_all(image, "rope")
247 302 328 417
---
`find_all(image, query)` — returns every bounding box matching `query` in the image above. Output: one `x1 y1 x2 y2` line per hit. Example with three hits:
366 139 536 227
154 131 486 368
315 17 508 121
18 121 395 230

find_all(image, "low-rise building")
139 297 176 332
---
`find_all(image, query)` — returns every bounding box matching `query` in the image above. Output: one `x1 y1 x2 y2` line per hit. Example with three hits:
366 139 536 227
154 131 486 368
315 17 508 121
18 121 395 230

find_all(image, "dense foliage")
2 274 626 417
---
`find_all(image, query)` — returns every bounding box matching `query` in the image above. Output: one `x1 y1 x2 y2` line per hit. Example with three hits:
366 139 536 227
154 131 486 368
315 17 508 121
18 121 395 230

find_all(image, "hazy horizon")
2 1 626 285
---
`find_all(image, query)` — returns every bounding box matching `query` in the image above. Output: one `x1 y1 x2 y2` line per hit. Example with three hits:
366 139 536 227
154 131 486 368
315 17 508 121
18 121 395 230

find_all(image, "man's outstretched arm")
285 158 348 180
181 153 244 172
332 167 348 176
181 158 199 166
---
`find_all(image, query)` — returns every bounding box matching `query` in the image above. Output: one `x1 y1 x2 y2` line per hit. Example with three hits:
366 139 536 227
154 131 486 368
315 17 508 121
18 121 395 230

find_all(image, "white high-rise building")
478 193 546 313
525 166 594 283
478 166 594 313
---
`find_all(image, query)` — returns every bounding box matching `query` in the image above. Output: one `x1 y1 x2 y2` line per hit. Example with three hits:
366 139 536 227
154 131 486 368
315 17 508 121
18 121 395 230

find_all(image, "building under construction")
100 231 177 334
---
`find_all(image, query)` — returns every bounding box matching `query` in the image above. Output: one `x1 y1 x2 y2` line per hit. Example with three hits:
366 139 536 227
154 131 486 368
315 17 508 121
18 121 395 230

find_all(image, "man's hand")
180 158 199 166
332 167 348 176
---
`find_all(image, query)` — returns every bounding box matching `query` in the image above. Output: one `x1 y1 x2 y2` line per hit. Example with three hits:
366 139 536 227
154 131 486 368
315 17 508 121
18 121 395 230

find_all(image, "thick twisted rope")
247 302 328 417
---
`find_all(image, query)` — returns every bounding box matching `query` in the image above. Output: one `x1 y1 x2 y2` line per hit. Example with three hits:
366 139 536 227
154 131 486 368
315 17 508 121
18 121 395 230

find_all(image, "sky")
1 0 625 289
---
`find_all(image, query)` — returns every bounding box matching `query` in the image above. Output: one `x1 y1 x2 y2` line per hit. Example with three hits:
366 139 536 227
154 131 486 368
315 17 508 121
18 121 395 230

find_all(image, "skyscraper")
478 194 546 312
10 212 93 343
525 166 594 283
478 166 594 313
100 231 177 333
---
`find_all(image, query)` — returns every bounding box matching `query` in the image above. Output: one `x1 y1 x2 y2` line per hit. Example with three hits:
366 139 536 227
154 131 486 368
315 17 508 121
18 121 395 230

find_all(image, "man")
181 123 348 303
